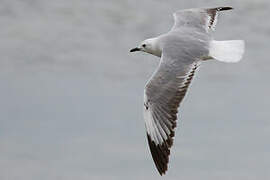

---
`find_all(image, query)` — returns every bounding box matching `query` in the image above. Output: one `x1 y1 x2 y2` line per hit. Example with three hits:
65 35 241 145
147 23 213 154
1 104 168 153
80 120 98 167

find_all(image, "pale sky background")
0 0 269 180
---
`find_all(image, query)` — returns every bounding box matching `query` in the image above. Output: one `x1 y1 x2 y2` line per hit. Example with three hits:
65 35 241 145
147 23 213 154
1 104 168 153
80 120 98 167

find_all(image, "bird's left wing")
171 7 233 32
144 51 200 175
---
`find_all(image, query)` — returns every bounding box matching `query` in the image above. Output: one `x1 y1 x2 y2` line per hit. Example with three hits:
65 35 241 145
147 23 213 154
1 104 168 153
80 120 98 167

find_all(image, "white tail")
209 40 245 63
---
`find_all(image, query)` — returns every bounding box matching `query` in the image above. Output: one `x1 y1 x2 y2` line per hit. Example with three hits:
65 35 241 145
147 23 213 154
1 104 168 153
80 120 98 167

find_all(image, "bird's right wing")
144 51 200 175
171 7 233 32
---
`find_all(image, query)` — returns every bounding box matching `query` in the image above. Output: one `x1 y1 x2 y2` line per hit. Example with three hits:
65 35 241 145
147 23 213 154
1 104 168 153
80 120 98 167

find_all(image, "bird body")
139 27 211 58
130 7 245 175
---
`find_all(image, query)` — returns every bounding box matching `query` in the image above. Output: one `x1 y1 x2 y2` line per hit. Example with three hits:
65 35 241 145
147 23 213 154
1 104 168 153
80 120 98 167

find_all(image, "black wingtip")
216 7 233 11
146 133 171 176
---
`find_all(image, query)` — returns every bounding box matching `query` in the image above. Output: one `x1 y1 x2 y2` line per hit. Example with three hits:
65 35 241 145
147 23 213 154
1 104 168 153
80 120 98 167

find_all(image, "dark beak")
130 47 141 52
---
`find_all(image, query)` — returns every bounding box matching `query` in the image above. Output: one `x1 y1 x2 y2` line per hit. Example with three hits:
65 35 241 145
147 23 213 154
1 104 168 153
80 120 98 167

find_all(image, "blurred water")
0 0 269 180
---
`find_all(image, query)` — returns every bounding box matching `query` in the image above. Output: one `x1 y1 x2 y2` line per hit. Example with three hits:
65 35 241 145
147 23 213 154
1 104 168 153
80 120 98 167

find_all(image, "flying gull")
130 7 245 175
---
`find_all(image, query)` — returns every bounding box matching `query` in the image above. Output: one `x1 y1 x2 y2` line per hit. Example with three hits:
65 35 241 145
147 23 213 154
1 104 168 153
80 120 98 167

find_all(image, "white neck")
145 38 162 57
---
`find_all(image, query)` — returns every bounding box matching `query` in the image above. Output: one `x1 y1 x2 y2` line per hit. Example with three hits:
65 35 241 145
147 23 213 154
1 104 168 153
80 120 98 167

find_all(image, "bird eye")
142 44 146 48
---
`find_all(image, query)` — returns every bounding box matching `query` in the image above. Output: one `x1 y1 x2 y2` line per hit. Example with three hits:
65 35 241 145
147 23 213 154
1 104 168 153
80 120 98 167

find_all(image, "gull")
130 7 245 175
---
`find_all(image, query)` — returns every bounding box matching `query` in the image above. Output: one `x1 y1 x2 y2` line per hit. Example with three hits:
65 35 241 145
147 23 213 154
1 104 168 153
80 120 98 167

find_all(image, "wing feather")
144 55 200 175
171 7 233 32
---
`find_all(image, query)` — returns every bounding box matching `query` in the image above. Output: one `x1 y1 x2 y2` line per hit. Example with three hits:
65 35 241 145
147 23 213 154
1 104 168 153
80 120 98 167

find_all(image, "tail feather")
209 40 245 63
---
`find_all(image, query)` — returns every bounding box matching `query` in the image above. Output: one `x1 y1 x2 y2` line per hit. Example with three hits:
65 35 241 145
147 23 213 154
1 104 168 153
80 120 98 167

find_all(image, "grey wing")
171 7 233 32
144 52 200 175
